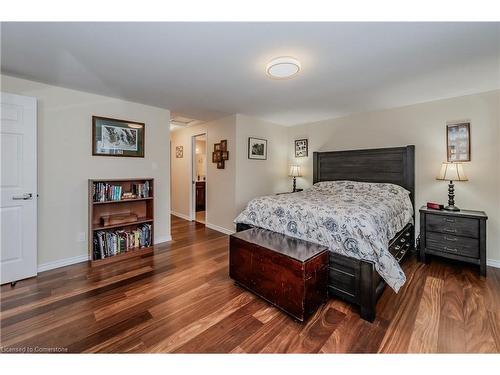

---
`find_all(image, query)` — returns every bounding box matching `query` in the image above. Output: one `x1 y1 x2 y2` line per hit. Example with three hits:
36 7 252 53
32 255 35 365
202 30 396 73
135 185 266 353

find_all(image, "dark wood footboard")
327 223 413 321
235 222 414 322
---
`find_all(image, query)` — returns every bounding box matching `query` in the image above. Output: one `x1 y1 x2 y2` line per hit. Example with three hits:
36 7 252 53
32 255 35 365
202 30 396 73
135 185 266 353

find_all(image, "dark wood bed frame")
236 145 415 322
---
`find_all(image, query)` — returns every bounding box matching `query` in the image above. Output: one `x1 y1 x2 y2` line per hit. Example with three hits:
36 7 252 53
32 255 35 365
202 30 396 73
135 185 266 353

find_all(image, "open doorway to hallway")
192 133 206 224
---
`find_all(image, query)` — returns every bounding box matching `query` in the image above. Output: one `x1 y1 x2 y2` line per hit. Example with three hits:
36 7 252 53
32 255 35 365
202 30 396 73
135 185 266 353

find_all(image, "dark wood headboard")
313 145 415 212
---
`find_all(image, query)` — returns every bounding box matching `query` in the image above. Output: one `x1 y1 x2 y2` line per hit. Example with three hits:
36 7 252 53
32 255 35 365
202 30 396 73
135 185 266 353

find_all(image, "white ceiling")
2 22 499 125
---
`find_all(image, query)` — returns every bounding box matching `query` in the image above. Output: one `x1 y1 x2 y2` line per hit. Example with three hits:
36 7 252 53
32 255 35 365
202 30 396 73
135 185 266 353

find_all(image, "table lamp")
289 165 301 192
436 162 468 211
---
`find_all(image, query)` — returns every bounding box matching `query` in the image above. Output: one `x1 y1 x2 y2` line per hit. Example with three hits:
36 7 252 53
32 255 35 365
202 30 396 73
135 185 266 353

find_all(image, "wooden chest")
229 228 328 321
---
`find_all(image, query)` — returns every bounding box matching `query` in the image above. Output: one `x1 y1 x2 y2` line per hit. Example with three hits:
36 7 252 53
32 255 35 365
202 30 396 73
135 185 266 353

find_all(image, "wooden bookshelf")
88 178 154 266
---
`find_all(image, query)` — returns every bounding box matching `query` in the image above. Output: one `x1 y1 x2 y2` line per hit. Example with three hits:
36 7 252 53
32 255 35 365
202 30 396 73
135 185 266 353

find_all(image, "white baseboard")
155 235 172 244
171 210 192 221
171 209 234 236
487 259 500 269
37 254 89 273
38 235 173 273
205 222 235 236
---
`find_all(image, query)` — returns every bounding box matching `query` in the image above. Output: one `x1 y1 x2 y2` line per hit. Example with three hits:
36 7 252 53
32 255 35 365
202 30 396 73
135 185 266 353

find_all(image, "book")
132 181 150 198
93 182 123 202
93 223 152 260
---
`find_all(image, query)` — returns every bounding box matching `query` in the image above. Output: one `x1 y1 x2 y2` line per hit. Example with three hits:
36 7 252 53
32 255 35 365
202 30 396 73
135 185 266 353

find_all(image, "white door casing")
190 133 207 222
190 134 196 221
1 92 37 284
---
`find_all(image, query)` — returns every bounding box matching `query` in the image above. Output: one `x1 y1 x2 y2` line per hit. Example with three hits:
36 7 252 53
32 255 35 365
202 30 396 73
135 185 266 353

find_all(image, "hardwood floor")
1 215 499 353
195 210 206 224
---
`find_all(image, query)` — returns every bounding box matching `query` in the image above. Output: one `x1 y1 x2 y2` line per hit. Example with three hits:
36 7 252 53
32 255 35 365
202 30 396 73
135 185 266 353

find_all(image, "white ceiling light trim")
266 57 301 79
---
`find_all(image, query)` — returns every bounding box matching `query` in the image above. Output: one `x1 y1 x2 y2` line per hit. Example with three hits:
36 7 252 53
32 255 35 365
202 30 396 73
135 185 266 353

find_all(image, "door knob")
12 193 33 200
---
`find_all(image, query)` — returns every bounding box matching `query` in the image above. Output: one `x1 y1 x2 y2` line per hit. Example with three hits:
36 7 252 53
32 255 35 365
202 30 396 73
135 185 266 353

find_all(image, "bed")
234 145 415 321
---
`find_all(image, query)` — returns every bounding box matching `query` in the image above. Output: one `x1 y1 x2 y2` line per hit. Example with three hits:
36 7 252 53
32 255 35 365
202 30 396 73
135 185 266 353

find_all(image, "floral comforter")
234 180 414 292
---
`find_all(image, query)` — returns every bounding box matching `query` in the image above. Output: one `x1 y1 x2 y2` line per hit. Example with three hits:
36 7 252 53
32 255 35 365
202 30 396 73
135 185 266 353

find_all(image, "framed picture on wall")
447 121 470 162
220 139 227 151
175 146 183 158
295 139 308 157
248 137 267 160
212 151 222 163
92 116 145 157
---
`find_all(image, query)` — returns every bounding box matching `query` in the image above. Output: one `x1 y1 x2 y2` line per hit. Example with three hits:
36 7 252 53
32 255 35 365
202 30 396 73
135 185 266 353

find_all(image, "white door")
1 92 37 284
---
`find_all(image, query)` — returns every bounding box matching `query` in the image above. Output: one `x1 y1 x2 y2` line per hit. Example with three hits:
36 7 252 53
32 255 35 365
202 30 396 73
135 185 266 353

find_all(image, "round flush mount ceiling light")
266 57 301 79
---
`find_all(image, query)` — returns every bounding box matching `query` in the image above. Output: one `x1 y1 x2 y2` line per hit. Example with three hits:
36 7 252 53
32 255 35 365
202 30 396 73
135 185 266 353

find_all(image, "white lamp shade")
437 162 468 181
289 165 302 177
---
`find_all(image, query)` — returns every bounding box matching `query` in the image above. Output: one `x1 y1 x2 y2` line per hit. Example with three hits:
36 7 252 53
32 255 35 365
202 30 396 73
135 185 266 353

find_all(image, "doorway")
191 133 207 224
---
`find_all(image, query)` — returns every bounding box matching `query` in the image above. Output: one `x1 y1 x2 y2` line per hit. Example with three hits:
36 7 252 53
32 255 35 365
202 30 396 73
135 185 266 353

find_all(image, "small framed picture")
214 143 221 152
175 146 183 158
447 122 470 162
92 116 145 157
212 151 222 163
295 139 308 157
220 140 227 151
221 151 229 161
248 137 267 160
217 161 225 169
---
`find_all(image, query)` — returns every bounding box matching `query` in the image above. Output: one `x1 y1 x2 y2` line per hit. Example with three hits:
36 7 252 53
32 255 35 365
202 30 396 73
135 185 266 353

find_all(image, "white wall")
1 75 171 267
287 90 500 263
205 116 237 230
235 114 289 213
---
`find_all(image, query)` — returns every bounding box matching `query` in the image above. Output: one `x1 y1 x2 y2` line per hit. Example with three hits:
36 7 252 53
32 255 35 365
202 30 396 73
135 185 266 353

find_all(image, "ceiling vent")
170 115 204 130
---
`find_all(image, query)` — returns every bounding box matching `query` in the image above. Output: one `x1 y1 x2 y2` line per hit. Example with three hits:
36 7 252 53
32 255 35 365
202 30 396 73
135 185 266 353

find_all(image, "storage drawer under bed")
327 224 412 302
328 254 360 303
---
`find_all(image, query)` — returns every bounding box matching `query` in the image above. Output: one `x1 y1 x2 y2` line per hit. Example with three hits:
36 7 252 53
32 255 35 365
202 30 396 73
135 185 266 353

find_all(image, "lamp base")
445 181 460 212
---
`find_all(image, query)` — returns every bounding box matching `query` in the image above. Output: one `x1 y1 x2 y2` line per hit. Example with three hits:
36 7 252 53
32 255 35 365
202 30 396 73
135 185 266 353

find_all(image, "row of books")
93 223 152 259
93 183 123 202
132 181 150 198
92 181 151 202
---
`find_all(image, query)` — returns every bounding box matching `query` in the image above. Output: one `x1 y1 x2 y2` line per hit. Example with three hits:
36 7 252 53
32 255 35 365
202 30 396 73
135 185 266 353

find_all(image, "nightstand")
276 189 303 195
419 206 488 276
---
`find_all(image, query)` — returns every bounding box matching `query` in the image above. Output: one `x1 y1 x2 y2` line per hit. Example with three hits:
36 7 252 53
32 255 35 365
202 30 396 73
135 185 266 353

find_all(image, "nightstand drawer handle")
444 218 456 223
444 236 457 242
400 238 406 243
442 228 457 233
444 246 458 253
405 232 410 237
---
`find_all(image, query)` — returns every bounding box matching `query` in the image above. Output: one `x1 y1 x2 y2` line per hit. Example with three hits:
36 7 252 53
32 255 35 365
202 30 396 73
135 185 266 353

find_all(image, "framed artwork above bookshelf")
92 116 145 158
88 178 154 266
